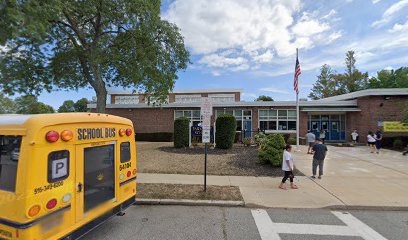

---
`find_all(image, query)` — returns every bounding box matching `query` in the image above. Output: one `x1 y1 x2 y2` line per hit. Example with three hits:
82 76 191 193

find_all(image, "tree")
0 93 16 114
14 95 55 114
0 0 190 113
403 106 408 124
58 100 76 113
367 67 408 89
255 95 274 101
74 98 89 112
309 64 339 100
335 51 369 94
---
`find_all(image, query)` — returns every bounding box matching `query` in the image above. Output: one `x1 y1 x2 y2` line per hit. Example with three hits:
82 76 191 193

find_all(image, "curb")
134 198 245 207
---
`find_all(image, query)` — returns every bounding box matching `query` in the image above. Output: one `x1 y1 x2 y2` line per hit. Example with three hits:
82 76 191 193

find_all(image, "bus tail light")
120 174 125 180
133 169 137 175
61 130 73 141
46 131 59 142
28 205 41 217
119 129 126 137
127 171 131 177
46 199 57 210
126 129 133 136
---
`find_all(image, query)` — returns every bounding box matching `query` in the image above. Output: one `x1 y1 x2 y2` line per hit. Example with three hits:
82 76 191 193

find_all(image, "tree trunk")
93 79 107 113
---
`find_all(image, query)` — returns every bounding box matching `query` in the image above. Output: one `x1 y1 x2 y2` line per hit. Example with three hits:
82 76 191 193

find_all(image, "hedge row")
135 132 173 142
382 136 408 150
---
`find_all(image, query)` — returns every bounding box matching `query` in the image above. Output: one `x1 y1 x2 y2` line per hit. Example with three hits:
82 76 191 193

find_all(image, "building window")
175 110 201 126
259 109 296 132
175 95 202 103
216 109 251 132
209 94 235 103
115 95 139 104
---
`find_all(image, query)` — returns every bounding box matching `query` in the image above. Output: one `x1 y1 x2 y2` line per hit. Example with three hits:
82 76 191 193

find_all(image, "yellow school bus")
0 113 137 240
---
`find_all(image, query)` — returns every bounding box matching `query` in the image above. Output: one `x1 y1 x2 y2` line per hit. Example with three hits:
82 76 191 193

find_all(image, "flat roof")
317 88 408 101
88 100 358 109
108 88 243 95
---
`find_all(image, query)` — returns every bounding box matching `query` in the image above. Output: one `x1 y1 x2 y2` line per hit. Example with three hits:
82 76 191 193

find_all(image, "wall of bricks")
346 95 408 142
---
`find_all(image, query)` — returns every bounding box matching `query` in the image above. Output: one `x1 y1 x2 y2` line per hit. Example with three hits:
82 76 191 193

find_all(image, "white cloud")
164 0 339 72
211 71 221 77
371 0 408 28
389 20 408 32
372 0 382 3
198 54 247 68
383 66 393 70
259 87 290 94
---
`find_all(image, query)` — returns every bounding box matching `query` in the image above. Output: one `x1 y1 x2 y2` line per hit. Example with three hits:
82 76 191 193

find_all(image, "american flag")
294 52 301 95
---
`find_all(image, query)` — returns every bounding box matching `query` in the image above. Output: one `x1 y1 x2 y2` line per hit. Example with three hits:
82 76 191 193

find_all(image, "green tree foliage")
335 51 369 94
0 93 16 114
0 0 190 113
309 64 338 100
309 51 369 99
58 100 75 112
215 114 237 149
258 134 285 167
367 67 408 89
174 117 189 148
14 95 54 114
74 98 89 112
255 95 274 101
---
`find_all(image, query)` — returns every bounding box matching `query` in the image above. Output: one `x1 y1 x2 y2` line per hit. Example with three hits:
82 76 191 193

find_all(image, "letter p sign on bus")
52 158 68 179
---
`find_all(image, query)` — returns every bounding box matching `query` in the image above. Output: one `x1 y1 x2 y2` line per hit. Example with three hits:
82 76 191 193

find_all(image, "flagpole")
296 48 300 148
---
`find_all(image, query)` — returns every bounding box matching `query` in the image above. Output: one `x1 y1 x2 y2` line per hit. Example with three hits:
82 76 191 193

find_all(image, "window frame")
258 109 297 133
47 150 70 183
120 142 131 163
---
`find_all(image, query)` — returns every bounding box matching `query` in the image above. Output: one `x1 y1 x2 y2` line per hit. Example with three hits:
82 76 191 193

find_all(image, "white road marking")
251 209 388 240
332 211 388 240
251 209 280 240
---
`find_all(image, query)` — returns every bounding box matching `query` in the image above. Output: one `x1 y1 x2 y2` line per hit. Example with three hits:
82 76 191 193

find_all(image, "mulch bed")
136 183 243 201
136 142 304 177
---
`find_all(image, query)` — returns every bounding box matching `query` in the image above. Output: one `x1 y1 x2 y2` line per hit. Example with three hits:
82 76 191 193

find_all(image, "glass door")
330 121 340 140
75 142 116 221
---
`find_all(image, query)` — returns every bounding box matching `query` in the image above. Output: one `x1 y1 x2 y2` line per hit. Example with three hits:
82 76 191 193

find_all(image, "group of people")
367 129 383 154
278 138 327 190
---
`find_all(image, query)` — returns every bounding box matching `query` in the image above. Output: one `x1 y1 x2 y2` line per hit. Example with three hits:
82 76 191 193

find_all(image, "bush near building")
382 136 408 150
393 139 404 150
174 117 190 148
216 114 237 149
258 133 286 167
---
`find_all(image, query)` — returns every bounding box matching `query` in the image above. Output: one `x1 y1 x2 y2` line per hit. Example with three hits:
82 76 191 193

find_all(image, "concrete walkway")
137 146 408 209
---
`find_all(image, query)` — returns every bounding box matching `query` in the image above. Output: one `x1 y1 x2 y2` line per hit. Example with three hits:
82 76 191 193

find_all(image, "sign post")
201 97 212 192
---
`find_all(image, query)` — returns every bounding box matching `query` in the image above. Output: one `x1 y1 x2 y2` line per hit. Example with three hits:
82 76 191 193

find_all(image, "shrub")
174 117 190 148
215 114 237 149
393 139 404 150
282 133 291 143
287 138 297 145
258 134 286 167
135 132 173 142
243 137 252 146
254 133 267 146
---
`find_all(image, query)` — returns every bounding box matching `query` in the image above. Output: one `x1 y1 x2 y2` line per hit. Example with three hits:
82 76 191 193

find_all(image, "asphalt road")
83 205 408 240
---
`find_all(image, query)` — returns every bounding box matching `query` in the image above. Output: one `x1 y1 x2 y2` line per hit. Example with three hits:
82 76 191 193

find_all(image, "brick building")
89 88 408 142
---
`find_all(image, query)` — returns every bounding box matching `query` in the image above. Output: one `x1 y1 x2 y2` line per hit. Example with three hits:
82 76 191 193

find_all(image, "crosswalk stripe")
332 211 388 240
251 209 388 240
251 209 281 240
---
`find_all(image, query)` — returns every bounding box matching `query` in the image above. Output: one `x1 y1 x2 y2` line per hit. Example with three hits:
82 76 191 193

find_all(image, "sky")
38 0 408 108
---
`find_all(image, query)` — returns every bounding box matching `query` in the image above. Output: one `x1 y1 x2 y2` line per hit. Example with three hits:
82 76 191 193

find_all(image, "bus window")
0 135 22 192
48 150 70 183
120 142 131 163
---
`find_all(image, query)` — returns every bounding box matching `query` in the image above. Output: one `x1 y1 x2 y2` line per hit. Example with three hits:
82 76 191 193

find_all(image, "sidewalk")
137 146 408 209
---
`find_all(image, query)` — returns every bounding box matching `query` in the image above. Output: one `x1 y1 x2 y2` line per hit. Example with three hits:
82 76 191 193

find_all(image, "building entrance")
308 114 346 141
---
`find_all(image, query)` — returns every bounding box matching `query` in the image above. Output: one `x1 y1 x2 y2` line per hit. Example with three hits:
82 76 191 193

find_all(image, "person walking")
279 144 298 190
375 129 383 154
306 130 316 154
367 131 376 153
351 130 359 144
319 129 326 144
311 138 327 179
